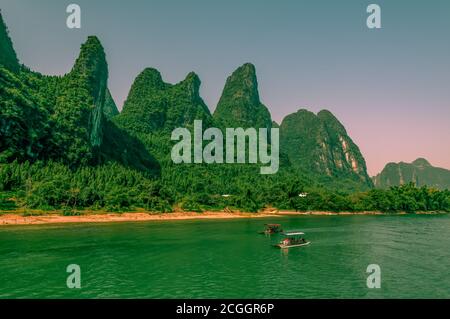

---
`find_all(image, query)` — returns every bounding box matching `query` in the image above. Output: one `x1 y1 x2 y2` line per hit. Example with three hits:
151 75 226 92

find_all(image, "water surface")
0 214 449 298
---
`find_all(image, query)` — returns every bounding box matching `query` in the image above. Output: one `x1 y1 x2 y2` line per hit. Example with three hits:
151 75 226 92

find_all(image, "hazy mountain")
373 158 450 190
280 109 373 187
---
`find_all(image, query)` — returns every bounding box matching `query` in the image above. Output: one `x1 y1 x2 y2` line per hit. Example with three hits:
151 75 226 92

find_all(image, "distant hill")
373 158 450 190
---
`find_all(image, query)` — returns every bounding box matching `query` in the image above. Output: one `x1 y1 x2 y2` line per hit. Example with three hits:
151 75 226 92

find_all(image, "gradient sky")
1 0 449 175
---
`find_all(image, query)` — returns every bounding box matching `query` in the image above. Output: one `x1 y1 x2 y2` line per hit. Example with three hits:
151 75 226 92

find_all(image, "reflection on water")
280 248 290 257
0 214 449 298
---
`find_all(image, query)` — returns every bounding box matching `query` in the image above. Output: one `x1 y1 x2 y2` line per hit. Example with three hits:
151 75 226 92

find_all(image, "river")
0 214 449 298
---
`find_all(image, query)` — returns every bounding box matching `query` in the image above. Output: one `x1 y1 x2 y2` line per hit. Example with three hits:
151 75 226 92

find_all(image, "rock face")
280 109 372 186
70 36 108 147
117 68 212 134
373 158 450 190
213 63 272 129
0 11 19 72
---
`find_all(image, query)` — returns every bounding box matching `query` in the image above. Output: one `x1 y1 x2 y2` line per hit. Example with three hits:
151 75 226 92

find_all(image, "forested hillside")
280 109 373 189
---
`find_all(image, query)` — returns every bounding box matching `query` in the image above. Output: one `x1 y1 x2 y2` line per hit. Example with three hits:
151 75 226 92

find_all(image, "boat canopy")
282 231 305 236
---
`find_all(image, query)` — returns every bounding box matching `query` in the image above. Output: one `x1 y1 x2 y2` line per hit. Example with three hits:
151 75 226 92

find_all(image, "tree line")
1 161 448 214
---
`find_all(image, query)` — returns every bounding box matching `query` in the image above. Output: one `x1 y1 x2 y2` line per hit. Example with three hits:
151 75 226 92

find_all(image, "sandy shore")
0 211 275 226
0 210 446 226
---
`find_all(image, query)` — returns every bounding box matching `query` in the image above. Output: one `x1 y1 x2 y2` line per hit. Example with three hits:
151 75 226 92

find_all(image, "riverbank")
0 211 272 226
0 209 447 226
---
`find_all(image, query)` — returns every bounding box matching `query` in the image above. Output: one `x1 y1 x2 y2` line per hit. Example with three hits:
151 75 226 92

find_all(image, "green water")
0 214 449 298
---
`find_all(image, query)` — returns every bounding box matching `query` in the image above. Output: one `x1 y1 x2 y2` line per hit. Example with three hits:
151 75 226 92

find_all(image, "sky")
1 0 449 175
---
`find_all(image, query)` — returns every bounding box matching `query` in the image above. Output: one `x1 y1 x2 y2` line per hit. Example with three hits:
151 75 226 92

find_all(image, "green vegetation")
0 31 158 173
0 11 19 73
349 183 450 213
0 161 448 213
0 191 16 211
0 161 170 212
0 66 53 163
0 11 448 216
103 89 119 119
115 68 212 135
280 109 373 188
213 63 272 130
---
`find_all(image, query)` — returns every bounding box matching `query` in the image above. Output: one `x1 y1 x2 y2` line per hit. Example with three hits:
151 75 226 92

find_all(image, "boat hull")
274 241 311 249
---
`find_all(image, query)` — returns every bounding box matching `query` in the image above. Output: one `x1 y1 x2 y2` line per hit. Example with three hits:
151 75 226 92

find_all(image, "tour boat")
258 224 283 235
274 231 311 249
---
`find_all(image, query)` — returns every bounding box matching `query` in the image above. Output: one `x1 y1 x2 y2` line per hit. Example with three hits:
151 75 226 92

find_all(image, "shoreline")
0 210 447 226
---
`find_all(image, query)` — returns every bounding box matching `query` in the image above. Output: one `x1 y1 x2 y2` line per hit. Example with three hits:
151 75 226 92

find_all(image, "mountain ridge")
115 67 212 135
373 158 450 190
1 10 372 190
